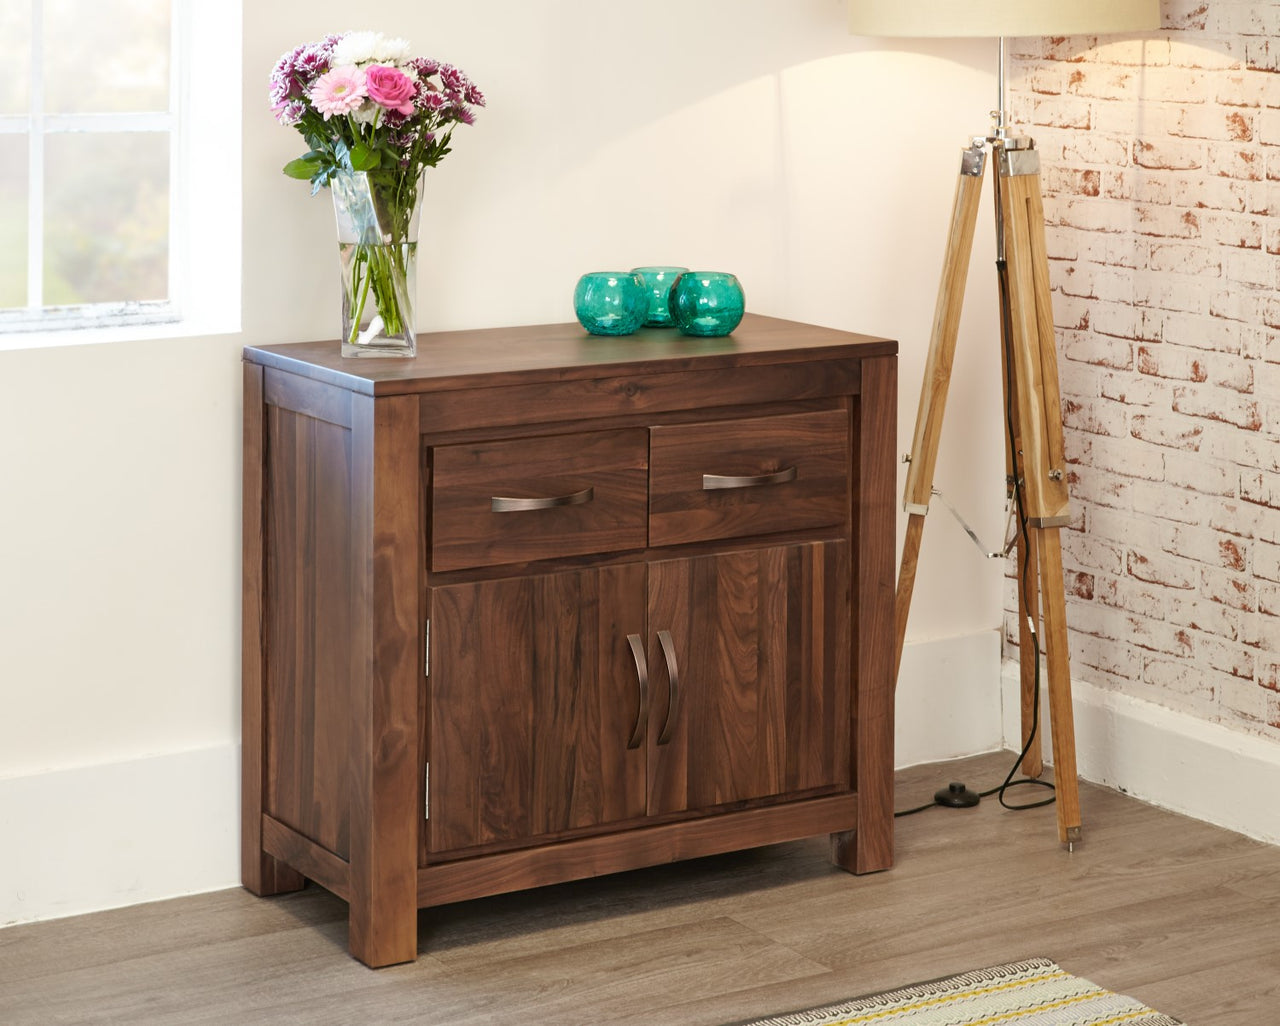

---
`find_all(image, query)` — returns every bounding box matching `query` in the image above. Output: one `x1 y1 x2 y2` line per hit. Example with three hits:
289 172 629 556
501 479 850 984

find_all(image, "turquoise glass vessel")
573 271 649 336
631 266 688 326
669 272 745 337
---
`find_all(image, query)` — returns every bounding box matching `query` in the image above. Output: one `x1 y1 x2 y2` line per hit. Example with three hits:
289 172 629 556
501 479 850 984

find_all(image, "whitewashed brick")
1166 451 1241 497
1165 593 1244 641
1100 370 1168 406
1240 469 1280 508
1062 396 1126 437
1131 478 1213 525
1173 106 1255 142
1136 343 1209 381
1063 330 1134 368
1127 548 1197 589
1172 384 1262 429
1165 523 1251 568
1142 657 1218 705
1148 242 1223 276
1200 565 1257 611
1256 541 1280 583
1130 410 1206 450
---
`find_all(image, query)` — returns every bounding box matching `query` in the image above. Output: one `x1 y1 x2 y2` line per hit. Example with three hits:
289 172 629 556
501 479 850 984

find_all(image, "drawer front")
431 429 649 571
649 409 849 547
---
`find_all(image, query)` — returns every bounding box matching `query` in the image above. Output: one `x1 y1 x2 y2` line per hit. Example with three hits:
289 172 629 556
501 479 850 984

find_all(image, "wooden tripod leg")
997 268 1044 779
1037 529 1081 843
894 143 987 683
1016 529 1044 778
1000 144 1082 845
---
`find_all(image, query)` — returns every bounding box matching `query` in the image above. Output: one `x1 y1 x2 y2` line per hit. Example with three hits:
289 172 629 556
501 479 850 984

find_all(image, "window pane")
44 133 169 305
0 136 28 308
0 2 30 115
44 0 170 114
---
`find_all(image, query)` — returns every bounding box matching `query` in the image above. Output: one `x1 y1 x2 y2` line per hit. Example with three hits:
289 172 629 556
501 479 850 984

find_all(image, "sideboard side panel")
262 399 357 862
242 362 306 896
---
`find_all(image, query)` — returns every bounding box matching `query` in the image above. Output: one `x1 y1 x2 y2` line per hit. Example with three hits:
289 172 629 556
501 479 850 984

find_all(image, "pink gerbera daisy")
309 65 367 118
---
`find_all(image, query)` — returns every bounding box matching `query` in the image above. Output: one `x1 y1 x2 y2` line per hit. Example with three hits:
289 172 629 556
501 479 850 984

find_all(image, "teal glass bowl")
670 271 745 337
573 272 649 336
631 266 688 326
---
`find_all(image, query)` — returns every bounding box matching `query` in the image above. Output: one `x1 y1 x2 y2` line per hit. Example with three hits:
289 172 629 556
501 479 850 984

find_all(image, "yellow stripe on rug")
732 957 1186 1026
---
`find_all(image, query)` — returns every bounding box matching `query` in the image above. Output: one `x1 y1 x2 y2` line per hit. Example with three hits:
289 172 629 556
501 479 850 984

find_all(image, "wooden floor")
3 752 1277 1025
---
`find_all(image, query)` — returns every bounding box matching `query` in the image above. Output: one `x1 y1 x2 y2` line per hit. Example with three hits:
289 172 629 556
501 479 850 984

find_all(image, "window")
0 0 240 347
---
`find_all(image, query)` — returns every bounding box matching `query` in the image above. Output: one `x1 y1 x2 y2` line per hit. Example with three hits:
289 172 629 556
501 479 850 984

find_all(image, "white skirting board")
896 630 1005 769
0 745 240 928
1001 665 1280 847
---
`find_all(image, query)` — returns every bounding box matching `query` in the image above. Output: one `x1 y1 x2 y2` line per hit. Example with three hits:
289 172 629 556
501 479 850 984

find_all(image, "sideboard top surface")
243 314 897 397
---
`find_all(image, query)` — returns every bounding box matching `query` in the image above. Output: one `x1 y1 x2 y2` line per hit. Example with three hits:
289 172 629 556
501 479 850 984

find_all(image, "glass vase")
631 266 688 326
572 271 649 336
331 170 424 358
670 271 745 337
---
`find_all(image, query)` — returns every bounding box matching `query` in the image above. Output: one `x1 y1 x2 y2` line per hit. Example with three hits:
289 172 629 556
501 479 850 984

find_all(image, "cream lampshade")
848 0 1161 38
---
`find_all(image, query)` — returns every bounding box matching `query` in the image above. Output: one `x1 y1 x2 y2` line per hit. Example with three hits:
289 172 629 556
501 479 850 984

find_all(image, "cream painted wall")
0 0 1007 923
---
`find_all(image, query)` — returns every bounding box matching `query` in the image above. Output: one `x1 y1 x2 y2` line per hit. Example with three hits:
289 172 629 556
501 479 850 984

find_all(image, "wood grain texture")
243 314 895 398
242 321 899 967
263 403 355 862
648 409 850 548
346 393 421 967
834 354 896 874
240 363 305 898
418 794 859 908
646 541 850 817
902 152 985 510
430 429 648 571
427 564 649 854
6 754 1277 1026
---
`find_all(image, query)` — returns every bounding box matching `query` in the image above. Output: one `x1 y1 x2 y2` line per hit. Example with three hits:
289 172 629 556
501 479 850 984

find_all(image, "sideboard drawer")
649 409 849 547
431 428 649 571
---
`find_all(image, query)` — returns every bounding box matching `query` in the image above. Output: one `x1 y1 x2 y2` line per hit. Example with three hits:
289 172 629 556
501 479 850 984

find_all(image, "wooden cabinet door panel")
428 564 648 853
646 540 850 816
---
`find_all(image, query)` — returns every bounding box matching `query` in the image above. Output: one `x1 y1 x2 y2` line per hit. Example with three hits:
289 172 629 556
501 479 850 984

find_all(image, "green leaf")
283 157 321 180
349 142 381 171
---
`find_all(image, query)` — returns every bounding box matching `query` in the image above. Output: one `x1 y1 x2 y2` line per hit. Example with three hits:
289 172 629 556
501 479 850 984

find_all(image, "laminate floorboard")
2 752 1274 1025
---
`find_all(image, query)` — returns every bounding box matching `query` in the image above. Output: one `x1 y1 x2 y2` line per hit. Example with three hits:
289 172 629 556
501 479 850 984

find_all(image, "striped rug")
736 957 1184 1025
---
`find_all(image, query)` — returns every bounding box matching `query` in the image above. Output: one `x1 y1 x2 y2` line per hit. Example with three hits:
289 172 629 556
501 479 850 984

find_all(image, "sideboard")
242 314 897 967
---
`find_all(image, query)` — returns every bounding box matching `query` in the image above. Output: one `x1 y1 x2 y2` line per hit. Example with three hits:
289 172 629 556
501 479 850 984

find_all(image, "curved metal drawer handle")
490 486 594 513
702 465 798 491
656 629 680 746
626 633 649 750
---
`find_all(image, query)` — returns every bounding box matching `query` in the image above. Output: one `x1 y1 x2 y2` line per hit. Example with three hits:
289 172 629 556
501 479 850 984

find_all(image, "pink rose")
366 65 416 116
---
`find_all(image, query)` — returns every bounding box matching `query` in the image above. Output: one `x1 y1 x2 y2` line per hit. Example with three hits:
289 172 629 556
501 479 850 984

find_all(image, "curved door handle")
656 629 680 746
626 633 649 750
490 486 594 513
702 466 797 491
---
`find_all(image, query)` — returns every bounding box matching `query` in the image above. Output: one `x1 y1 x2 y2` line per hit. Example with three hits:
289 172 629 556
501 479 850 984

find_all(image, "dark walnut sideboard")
242 314 898 967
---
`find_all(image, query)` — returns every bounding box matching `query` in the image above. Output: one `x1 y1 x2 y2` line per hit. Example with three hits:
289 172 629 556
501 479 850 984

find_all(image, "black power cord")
895 250 1056 820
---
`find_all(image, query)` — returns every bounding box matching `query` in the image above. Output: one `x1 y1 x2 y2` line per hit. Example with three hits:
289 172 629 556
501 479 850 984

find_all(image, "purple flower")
419 90 448 112
438 64 467 96
463 82 486 107
407 56 440 78
273 99 308 126
447 103 476 127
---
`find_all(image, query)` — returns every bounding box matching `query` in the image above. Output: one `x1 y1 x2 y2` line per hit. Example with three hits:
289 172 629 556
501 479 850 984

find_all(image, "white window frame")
0 0 241 351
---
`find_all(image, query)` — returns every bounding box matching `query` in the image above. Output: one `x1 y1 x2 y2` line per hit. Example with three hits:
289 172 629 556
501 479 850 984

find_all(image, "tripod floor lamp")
847 0 1161 847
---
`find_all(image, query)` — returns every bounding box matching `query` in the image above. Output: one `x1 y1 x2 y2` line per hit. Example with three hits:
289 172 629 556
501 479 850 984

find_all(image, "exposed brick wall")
1005 0 1280 737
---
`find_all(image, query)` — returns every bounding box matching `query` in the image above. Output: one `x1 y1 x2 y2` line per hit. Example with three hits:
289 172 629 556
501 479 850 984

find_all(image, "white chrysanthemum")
332 30 412 67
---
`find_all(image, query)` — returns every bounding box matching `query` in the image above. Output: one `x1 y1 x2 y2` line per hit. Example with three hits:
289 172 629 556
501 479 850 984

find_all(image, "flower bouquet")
270 31 484 355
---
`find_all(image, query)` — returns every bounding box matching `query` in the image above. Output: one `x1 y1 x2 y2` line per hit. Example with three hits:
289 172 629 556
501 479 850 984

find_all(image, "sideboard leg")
347 393 423 968
832 353 897 875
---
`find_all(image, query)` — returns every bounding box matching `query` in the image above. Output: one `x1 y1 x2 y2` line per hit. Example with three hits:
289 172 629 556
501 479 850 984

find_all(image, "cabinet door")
646 540 850 817
428 563 648 853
